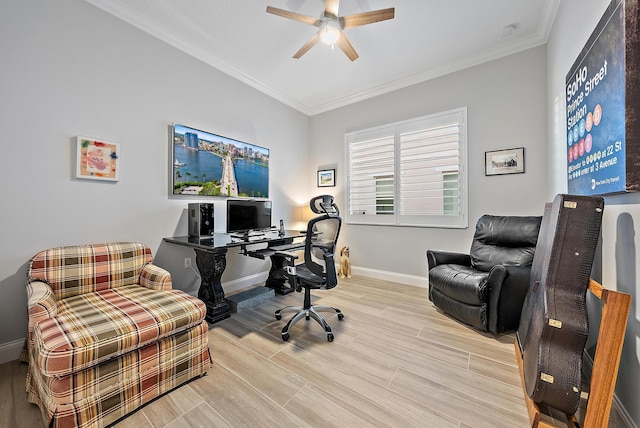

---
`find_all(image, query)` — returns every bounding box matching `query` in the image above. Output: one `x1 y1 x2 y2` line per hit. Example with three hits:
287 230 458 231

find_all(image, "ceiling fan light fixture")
266 1 394 61
319 20 341 45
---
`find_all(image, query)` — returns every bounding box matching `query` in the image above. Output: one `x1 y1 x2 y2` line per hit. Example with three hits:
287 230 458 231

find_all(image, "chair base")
275 304 344 342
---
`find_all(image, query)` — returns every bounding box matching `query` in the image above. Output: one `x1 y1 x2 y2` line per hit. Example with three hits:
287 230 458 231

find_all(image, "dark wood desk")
164 230 304 324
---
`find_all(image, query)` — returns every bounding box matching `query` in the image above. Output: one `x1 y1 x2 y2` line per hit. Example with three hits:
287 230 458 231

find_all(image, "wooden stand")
515 279 631 428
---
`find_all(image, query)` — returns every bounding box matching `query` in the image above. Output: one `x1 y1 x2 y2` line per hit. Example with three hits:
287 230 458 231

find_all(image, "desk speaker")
188 203 214 237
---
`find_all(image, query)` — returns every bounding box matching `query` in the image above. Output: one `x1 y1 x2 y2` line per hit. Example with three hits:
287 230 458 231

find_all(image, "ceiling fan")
266 0 395 61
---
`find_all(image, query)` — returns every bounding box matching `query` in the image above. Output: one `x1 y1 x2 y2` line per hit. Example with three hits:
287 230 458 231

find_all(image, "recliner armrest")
426 250 472 270
487 265 532 334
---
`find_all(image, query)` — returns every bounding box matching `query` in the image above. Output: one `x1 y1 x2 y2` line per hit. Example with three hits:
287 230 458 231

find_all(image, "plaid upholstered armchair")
23 242 210 428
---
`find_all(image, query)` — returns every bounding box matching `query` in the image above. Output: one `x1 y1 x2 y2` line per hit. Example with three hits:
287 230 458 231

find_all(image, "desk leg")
194 248 231 324
265 253 294 295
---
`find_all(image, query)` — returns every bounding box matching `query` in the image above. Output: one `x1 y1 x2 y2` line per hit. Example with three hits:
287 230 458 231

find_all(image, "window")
442 172 459 215
375 175 394 214
346 108 467 228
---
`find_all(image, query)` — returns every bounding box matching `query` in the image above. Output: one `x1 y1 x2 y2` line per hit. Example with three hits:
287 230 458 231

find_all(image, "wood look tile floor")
1 276 626 428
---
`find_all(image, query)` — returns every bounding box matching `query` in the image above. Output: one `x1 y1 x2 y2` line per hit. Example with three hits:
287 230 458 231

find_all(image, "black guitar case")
517 194 604 415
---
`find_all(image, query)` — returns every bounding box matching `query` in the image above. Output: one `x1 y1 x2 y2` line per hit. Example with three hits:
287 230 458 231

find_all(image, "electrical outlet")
184 257 192 269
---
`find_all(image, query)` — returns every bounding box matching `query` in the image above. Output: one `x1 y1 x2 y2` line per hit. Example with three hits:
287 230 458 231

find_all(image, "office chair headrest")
310 195 339 216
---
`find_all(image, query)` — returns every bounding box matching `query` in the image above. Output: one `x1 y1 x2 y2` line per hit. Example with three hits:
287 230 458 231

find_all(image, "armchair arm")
426 250 472 270
487 265 532 334
26 280 58 345
140 263 172 291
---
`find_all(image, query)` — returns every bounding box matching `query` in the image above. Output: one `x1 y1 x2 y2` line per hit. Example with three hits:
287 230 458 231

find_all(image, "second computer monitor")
226 199 272 235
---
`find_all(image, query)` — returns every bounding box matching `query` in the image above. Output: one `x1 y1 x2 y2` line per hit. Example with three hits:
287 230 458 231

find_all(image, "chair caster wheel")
327 333 334 342
275 314 281 320
337 313 344 321
282 333 289 341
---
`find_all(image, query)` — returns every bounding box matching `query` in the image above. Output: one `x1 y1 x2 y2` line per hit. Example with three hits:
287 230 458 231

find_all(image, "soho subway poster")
566 0 626 195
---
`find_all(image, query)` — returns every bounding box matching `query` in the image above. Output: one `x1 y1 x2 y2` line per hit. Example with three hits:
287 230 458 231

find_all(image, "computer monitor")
226 199 272 235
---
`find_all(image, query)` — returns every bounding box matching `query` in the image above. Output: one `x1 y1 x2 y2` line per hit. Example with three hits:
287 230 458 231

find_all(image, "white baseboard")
221 265 428 292
220 265 428 290
221 264 429 292
0 338 25 365
350 265 428 288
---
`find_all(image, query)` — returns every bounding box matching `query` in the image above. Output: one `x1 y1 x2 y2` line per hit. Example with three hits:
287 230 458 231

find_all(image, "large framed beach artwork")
170 123 270 198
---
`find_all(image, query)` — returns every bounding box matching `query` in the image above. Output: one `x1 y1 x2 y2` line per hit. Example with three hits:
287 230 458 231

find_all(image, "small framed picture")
317 168 336 187
485 147 525 176
76 136 120 181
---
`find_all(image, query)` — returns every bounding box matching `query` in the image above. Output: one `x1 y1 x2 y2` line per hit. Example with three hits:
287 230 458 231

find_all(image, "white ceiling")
85 0 560 116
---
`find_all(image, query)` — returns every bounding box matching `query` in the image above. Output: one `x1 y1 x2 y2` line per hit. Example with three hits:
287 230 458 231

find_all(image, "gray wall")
0 0 311 356
310 47 549 279
547 0 640 426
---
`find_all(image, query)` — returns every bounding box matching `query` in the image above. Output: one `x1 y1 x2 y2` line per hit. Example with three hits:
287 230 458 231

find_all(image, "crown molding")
85 0 561 117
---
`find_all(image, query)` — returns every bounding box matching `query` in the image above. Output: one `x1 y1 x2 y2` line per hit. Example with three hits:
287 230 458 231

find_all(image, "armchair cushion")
428 265 491 305
33 285 206 377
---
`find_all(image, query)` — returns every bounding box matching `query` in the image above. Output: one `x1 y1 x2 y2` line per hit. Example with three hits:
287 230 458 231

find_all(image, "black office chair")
275 195 343 342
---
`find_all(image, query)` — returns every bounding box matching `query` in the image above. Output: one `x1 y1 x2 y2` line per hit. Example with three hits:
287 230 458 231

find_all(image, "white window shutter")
346 108 467 228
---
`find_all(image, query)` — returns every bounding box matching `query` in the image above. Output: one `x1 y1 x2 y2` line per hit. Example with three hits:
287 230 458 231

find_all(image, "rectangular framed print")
76 136 120 181
485 147 524 176
317 168 336 187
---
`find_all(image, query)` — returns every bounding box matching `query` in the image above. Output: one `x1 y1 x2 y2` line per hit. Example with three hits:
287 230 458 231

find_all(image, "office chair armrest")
275 251 300 291
274 250 299 263
323 251 338 288
426 250 471 270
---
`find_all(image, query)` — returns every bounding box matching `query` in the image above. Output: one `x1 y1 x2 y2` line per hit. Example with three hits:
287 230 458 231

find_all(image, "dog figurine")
337 246 351 278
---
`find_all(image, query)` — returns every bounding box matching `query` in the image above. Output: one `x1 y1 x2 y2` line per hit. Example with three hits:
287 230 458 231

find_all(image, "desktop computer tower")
188 203 214 237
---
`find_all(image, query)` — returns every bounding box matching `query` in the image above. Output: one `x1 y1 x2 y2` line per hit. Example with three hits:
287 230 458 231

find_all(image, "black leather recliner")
427 215 542 334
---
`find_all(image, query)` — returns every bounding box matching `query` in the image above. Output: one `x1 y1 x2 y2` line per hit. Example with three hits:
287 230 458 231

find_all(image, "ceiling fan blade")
340 8 395 29
293 32 321 59
266 6 320 26
325 0 340 18
335 32 359 61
